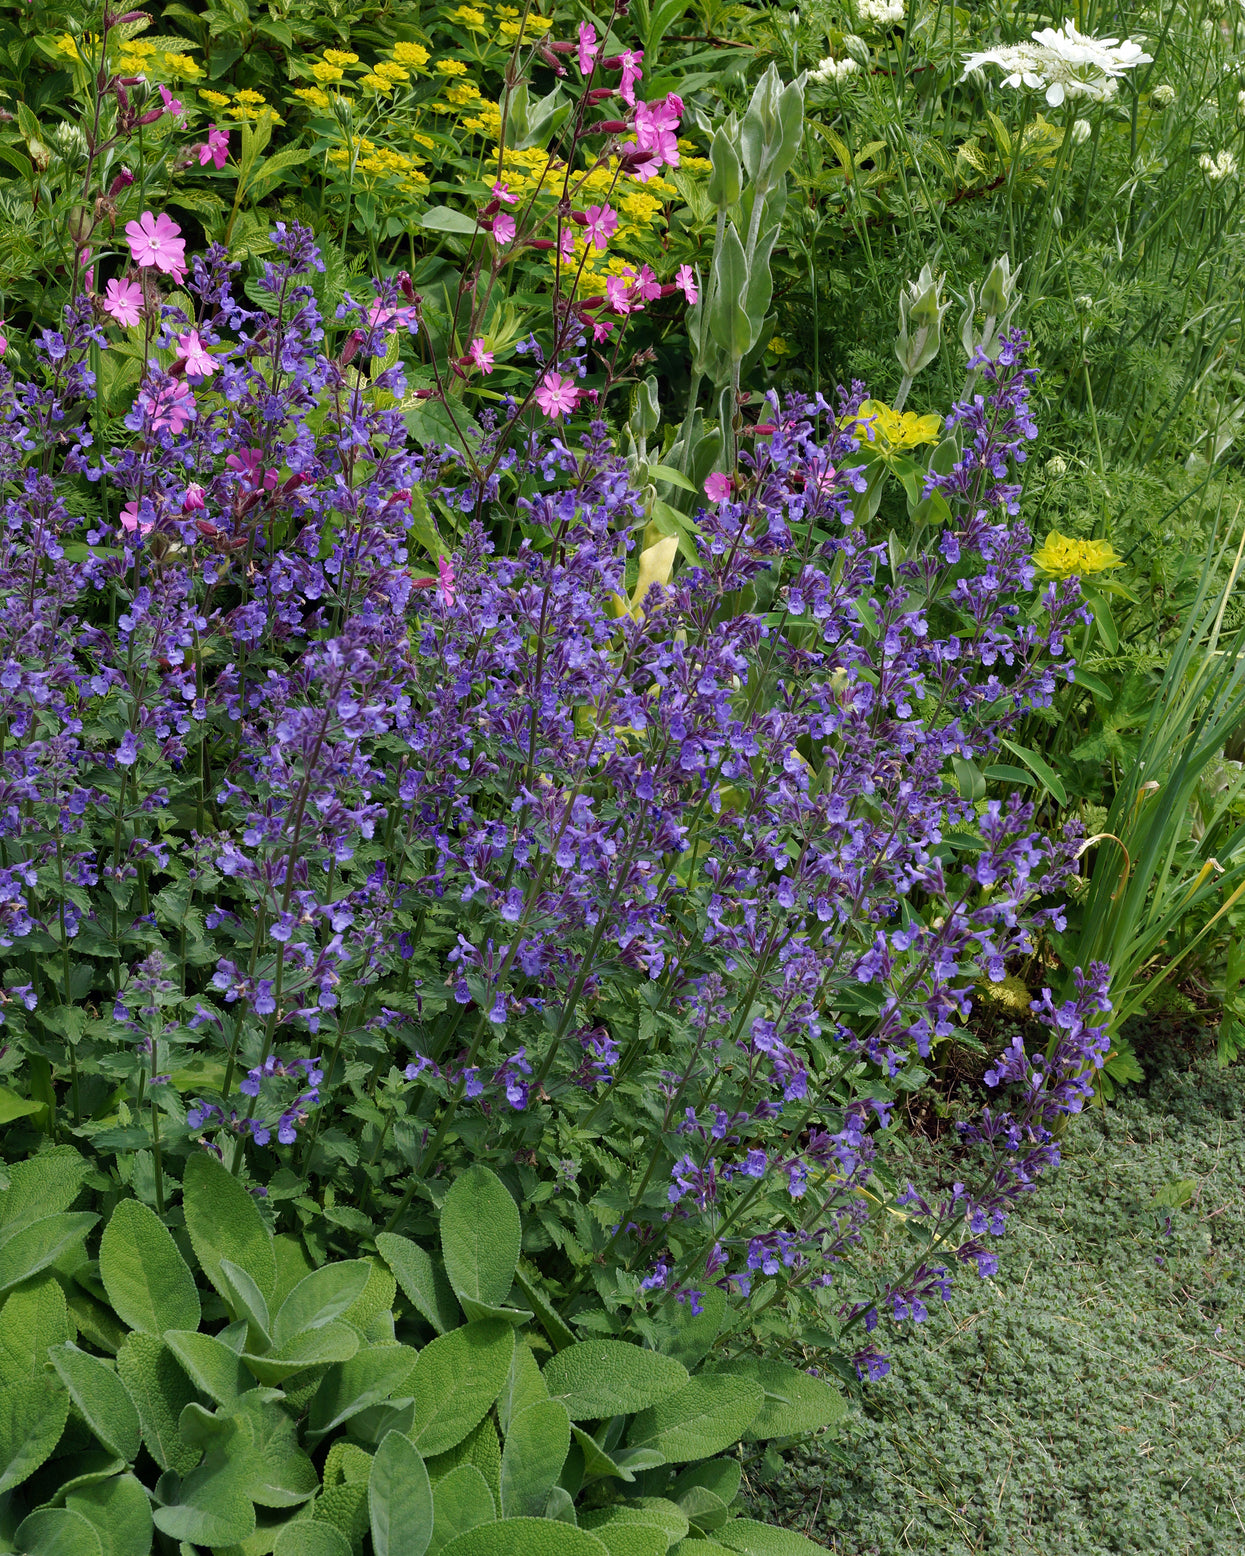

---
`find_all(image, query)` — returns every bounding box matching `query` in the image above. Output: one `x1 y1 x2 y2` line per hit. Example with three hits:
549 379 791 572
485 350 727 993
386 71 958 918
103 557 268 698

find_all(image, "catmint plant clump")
0 222 1106 1380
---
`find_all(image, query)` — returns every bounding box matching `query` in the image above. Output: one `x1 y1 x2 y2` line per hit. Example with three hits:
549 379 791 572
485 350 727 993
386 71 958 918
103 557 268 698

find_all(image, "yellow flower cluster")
848 401 942 450
58 32 202 80
449 6 489 28
327 136 429 192
1031 532 1123 577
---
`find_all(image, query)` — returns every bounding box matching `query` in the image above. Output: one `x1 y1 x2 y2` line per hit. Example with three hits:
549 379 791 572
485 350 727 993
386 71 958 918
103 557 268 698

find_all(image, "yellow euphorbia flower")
312 61 344 82
200 88 231 106
847 399 942 450
323 49 360 66
294 86 331 109
1032 532 1123 577
393 42 431 68
435 58 469 74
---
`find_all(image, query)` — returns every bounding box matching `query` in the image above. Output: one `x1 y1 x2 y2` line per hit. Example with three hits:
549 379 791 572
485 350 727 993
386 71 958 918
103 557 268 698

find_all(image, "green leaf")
407 485 449 562
182 1152 276 1303
274 1522 352 1556
429 1463 494 1555
627 1376 764 1463
232 1392 319 1508
440 1166 521 1315
419 207 482 236
377 1233 461 1335
99 1199 200 1337
440 1520 609 1556
498 1399 570 1518
13 1508 103 1556
48 1344 141 1462
581 1500 689 1546
709 223 753 361
584 1523 668 1556
711 1359 846 1441
164 1329 253 1408
498 1343 547 1436
671 1458 741 1509
716 1518 830 1554
309 1344 418 1439
542 1341 689 1421
116 1335 199 1474
241 1321 359 1384
272 1260 371 1349
152 1417 256 1546
1072 664 1115 701
64 1472 153 1556
219 1257 272 1346
0 1272 70 1382
0 1372 69 1494
645 1284 724 1372
0 1086 43 1125
951 755 986 802
998 738 1068 808
650 464 699 492
512 1264 575 1353
369 1430 433 1556
0 1146 86 1232
410 1320 515 1456
0 1213 97 1296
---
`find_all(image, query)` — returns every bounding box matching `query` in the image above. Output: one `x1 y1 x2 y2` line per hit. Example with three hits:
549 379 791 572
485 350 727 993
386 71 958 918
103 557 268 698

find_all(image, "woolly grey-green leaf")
98 1199 200 1337
542 1341 688 1421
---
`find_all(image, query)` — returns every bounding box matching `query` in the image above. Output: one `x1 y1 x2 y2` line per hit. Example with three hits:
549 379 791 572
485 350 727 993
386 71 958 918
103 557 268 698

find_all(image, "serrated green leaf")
410 1320 514 1456
498 1399 570 1519
0 1213 97 1296
713 1359 847 1441
99 1199 200 1337
272 1260 371 1349
115 1335 199 1474
440 1520 609 1556
48 1344 140 1462
369 1430 433 1556
273 1521 352 1556
231 1392 319 1508
64 1472 153 1556
542 1341 688 1420
0 1272 70 1383
163 1330 253 1409
581 1499 689 1546
241 1321 359 1384
182 1152 276 1303
308 1343 417 1439
716 1518 830 1554
13 1507 103 1556
377 1233 461 1335
0 1371 69 1494
627 1376 763 1463
440 1166 520 1313
429 1463 494 1555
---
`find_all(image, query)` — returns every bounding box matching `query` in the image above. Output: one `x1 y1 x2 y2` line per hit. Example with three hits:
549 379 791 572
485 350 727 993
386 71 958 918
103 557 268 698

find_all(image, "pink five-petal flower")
583 203 618 252
634 263 662 302
125 211 187 281
590 316 615 344
119 501 155 536
534 369 582 420
104 278 143 327
492 212 517 246
617 48 643 105
159 84 185 120
469 338 495 374
604 275 633 315
492 179 518 204
577 21 599 74
438 554 456 605
558 227 576 261
176 329 216 379
704 472 733 504
182 483 207 512
196 124 230 170
149 379 195 435
675 264 698 304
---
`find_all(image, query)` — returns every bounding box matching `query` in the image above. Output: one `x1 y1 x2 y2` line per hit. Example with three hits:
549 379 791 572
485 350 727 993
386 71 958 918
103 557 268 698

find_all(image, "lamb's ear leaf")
409 1320 514 1457
99 1199 200 1336
182 1153 275 1303
710 1358 847 1440
271 1260 371 1349
64 1470 154 1556
369 1430 433 1556
498 1399 570 1519
541 1341 688 1421
429 1463 494 1554
13 1507 104 1556
439 1166 520 1312
47 1343 141 1463
627 1376 764 1463
273 1522 352 1556
376 1233 461 1336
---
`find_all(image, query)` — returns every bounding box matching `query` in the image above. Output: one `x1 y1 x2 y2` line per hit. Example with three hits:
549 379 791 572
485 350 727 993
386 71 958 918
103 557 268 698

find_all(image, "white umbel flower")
811 55 861 83
1199 149 1238 181
961 23 1151 107
857 0 905 29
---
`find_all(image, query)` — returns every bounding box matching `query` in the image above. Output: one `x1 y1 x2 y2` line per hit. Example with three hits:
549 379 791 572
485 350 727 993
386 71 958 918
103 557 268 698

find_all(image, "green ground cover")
758 1042 1245 1552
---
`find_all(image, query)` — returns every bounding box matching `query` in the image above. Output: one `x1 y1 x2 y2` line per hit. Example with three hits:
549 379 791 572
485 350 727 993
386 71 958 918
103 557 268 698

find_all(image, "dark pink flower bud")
586 88 615 103
182 483 206 513
528 238 556 250
591 119 629 134
339 329 365 366
482 198 500 218
571 210 589 226
602 54 623 68
136 107 163 126
397 270 415 301
549 40 577 52
107 167 135 197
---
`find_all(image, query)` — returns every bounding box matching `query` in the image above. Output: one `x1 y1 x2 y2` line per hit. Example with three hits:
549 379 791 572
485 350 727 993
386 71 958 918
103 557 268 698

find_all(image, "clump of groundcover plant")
0 219 1107 1386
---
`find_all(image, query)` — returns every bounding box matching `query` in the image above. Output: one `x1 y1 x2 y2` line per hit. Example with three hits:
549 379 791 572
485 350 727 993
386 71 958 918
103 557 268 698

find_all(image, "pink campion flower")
148 379 195 435
182 483 207 512
125 211 187 281
582 203 618 251
226 448 279 491
367 299 417 329
103 278 143 327
158 84 185 120
617 48 643 105
704 472 733 504
491 179 518 205
590 315 615 344
103 279 141 326
605 276 633 315
119 502 156 537
468 338 495 374
633 264 662 302
534 369 582 420
675 264 698 304
557 227 576 261
196 124 230 170
492 213 517 246
176 330 216 379
632 97 681 181
577 21 599 74
438 554 456 605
